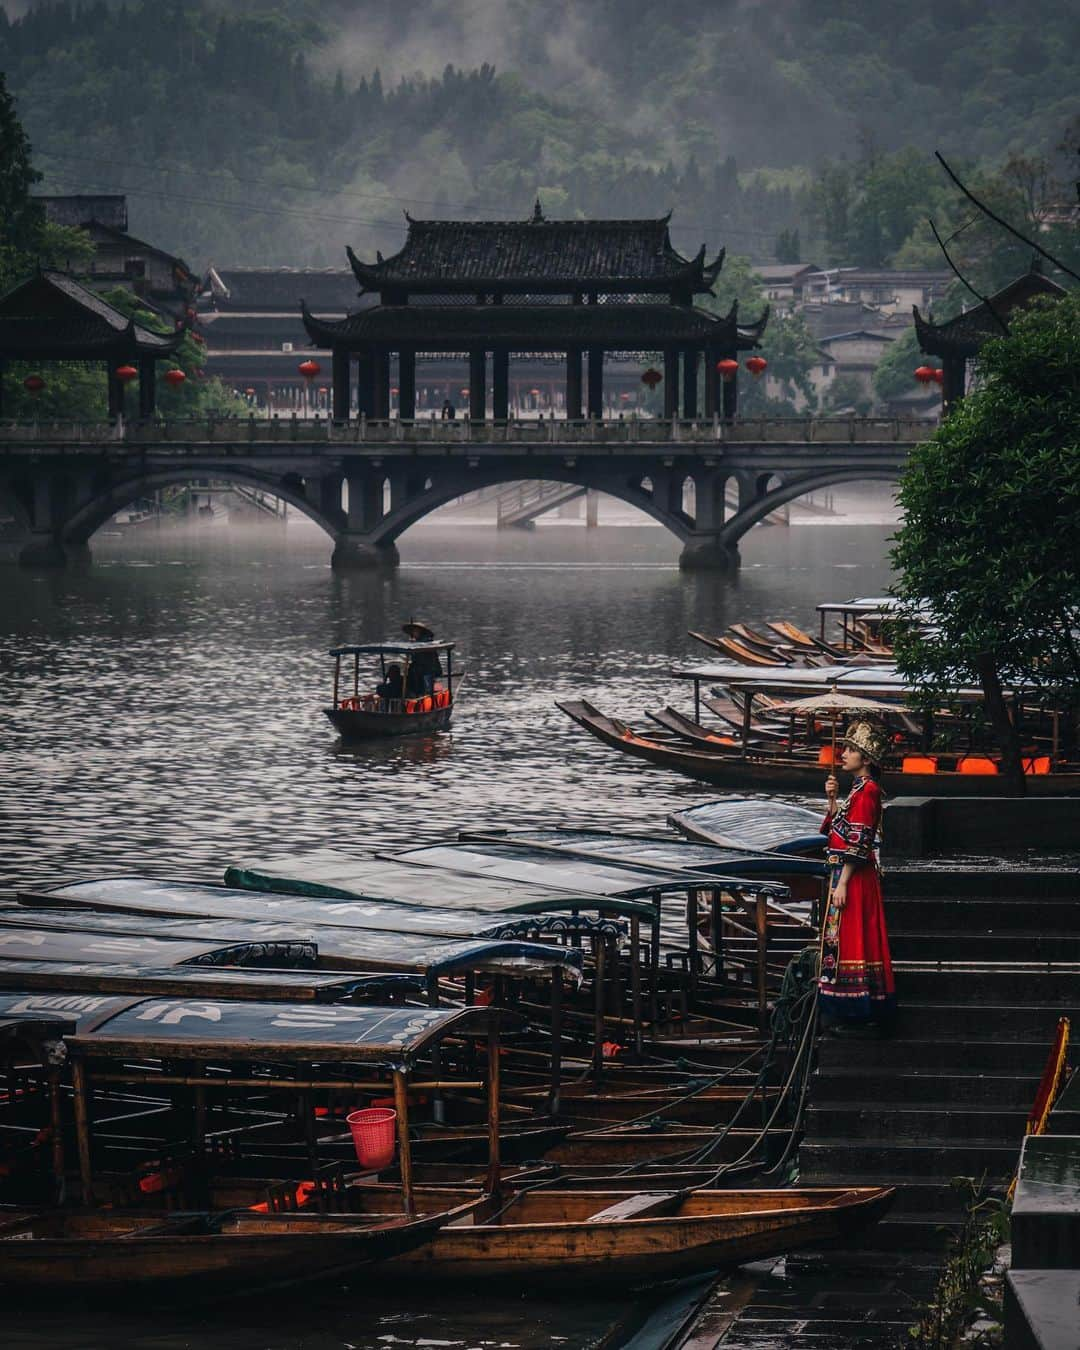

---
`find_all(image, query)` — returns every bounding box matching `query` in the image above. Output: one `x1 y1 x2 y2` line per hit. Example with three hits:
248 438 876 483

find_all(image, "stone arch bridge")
0 416 926 570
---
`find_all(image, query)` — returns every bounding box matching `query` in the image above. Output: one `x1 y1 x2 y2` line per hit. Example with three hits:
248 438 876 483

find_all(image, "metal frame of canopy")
328 641 457 709
64 1001 510 1217
4 899 592 1111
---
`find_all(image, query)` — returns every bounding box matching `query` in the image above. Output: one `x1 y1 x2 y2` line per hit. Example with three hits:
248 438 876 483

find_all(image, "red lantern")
914 365 936 385
745 355 767 379
641 367 662 389
390 386 399 396
716 358 739 381
298 359 321 381
244 387 256 397
23 374 45 395
529 387 541 396
115 364 138 384
932 367 944 385
164 368 186 388
460 387 469 397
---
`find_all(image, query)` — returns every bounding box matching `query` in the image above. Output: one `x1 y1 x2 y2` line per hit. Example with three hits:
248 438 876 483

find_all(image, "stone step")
886 870 1078 899
800 1137 1019 1180
895 967 1080 1004
887 897 1080 932
891 930 1080 961
809 1068 1040 1108
805 1102 1029 1142
816 1035 1053 1073
886 1001 1076 1040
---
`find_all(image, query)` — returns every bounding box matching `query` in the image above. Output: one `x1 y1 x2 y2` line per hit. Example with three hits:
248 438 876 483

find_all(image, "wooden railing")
0 413 937 448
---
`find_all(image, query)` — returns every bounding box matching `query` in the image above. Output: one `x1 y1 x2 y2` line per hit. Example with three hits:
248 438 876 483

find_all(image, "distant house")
754 262 819 312
800 267 951 316
814 329 896 402
35 194 198 318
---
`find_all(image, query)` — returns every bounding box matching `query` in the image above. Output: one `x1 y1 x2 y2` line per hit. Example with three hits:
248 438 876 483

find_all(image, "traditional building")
802 267 951 316
198 266 361 411
302 204 767 421
0 270 185 417
914 263 1067 412
36 195 198 319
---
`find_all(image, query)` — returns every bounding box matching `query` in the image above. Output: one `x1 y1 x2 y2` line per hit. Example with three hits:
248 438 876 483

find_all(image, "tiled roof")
914 269 1067 358
302 301 764 349
204 267 359 312
348 210 722 291
0 270 184 357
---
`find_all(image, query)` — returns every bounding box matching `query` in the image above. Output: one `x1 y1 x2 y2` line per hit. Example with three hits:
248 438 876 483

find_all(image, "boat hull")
324 706 453 740
377 1186 896 1286
559 700 1080 796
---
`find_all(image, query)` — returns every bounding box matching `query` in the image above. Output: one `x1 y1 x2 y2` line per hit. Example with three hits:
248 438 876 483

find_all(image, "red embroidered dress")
819 777 896 1022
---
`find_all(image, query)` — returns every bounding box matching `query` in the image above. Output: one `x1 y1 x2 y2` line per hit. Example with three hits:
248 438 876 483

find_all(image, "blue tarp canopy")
2 905 584 982
67 1000 501 1067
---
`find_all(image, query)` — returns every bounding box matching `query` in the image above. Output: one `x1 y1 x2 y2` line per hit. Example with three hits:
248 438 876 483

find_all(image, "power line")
36 147 789 247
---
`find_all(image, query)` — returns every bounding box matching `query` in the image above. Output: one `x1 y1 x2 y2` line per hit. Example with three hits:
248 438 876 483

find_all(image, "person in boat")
376 663 404 707
403 622 443 694
819 718 896 1036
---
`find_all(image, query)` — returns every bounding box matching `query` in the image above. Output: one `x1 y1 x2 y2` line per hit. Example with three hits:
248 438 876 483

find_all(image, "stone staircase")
800 868 1079 1250
714 868 1079 1348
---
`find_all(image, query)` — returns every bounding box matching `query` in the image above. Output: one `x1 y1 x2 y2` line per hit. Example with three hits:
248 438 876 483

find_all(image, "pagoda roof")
203 266 359 313
0 270 186 361
347 205 724 294
914 266 1067 359
301 298 766 351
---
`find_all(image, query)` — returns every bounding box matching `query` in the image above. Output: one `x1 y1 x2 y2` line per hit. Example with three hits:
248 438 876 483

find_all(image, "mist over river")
1 509 893 1349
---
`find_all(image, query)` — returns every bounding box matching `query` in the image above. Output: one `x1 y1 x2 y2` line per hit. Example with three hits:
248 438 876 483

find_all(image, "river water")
1 507 894 1350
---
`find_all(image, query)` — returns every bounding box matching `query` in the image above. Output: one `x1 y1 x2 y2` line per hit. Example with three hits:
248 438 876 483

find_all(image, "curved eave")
736 304 770 350
912 304 974 359
300 298 348 346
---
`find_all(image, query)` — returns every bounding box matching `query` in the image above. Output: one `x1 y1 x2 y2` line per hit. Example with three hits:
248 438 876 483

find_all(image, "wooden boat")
324 636 457 741
0 1201 476 1298
559 700 1080 796
349 1184 896 1285
688 632 791 667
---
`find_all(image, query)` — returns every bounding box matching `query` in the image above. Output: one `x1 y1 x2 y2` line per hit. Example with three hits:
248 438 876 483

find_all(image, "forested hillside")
1 0 1077 270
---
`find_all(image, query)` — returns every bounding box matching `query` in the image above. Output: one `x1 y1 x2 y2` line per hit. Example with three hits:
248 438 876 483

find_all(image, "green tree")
872 326 921 405
889 291 1080 793
775 228 801 263
0 70 44 254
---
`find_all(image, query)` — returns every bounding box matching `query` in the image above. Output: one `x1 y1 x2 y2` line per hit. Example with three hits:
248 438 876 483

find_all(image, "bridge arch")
60 465 345 548
720 466 900 547
364 464 695 549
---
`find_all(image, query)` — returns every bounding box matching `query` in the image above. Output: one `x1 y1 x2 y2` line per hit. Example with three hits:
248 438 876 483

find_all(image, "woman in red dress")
819 718 896 1032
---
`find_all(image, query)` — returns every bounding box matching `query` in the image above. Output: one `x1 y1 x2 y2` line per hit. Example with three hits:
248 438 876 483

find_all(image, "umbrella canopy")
772 686 895 754
402 620 435 641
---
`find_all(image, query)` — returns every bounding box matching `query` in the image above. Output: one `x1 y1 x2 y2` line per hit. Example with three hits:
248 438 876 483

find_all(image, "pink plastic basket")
346 1107 397 1169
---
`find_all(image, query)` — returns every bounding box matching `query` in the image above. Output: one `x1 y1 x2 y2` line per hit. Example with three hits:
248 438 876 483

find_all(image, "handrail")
0 414 937 448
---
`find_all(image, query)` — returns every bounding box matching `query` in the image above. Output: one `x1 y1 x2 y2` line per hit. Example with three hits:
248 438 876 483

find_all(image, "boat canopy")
669 800 827 855
227 849 664 917
672 662 988 701
387 843 703 904
455 827 817 883
0 908 585 981
66 1000 505 1067
0 1010 76 1047
0 925 316 969
0 961 421 1002
329 641 455 657
0 991 128 1026
18 880 620 946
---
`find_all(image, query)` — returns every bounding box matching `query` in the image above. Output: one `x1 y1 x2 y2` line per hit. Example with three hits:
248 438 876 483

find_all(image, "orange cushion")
902 756 938 774
958 756 999 775
1023 756 1051 775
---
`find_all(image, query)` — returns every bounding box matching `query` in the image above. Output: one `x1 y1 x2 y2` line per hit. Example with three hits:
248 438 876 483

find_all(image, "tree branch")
928 217 1009 334
936 151 1080 284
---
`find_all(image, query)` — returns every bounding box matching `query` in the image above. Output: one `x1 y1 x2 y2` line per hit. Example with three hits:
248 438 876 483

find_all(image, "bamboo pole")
755 892 769 1031
629 914 643 1056
592 938 607 1086
547 972 562 1116
332 653 341 708
48 1066 66 1207
485 1010 502 1199
393 1069 415 1216
72 1058 94 1206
